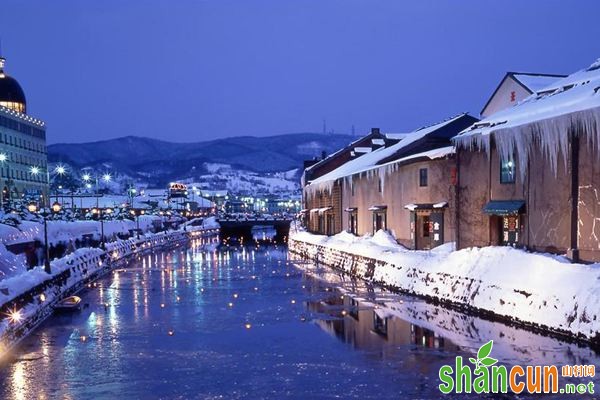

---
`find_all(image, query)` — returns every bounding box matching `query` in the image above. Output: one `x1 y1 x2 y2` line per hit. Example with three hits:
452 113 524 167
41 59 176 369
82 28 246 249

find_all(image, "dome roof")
0 56 27 113
0 73 26 106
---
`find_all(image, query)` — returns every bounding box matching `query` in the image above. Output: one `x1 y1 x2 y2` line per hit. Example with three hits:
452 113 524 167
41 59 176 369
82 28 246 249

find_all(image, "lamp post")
53 165 67 205
28 200 61 274
0 153 6 209
130 209 142 239
93 207 113 249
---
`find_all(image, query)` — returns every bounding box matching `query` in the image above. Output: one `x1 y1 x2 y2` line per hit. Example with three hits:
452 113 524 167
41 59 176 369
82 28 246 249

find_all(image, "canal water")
0 239 599 399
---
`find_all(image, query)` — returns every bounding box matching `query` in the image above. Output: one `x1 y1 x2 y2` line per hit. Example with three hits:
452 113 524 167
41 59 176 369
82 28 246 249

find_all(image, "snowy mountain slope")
47 133 354 193
48 133 354 175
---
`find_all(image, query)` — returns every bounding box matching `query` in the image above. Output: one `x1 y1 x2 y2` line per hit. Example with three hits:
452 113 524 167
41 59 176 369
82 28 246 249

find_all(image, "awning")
299 209 309 213
404 202 448 211
483 200 525 215
344 207 358 212
368 205 387 211
318 207 332 214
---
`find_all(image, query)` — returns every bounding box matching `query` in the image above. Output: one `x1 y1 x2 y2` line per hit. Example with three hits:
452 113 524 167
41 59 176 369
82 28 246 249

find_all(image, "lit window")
500 157 516 184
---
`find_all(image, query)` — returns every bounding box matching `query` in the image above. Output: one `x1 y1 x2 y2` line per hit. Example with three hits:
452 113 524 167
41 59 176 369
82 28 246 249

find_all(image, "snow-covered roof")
511 73 566 94
199 190 229 197
455 58 600 178
304 131 380 173
308 115 466 188
384 133 410 140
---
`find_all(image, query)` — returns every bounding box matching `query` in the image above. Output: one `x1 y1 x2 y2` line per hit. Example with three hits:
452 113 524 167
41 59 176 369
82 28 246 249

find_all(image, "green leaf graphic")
480 357 498 367
469 357 477 364
477 340 493 359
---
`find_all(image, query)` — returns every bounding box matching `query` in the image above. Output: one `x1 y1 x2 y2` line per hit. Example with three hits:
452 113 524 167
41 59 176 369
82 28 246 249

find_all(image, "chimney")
321 150 327 160
371 128 380 136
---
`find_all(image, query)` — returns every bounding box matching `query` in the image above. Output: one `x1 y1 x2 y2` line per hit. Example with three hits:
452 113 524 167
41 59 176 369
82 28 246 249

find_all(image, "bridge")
216 216 293 243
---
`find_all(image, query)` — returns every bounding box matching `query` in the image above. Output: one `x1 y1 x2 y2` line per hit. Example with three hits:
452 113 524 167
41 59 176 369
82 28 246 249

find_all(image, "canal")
0 238 599 399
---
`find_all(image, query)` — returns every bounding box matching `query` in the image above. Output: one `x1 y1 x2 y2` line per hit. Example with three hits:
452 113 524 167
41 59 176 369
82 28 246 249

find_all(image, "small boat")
54 296 82 312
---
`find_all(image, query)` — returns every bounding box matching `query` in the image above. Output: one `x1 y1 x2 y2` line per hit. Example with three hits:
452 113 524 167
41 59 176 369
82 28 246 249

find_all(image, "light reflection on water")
0 239 598 399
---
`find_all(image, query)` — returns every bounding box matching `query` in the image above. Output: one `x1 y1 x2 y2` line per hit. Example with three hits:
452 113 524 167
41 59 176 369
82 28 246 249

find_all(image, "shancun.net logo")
438 340 596 395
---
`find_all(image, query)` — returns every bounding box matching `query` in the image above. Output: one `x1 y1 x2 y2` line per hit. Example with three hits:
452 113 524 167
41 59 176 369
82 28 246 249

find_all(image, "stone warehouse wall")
0 227 218 359
342 157 456 247
457 145 572 255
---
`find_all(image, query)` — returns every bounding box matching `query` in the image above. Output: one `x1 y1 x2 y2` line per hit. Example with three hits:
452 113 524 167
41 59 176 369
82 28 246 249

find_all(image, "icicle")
454 107 600 182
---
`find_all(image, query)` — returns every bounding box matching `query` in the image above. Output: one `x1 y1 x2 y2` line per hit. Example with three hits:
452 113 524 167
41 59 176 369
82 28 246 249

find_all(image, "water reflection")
297 257 600 369
0 241 599 399
307 292 459 355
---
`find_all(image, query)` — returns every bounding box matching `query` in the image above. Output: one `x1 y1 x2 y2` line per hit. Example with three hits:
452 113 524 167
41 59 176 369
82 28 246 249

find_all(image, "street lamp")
0 153 9 209
95 207 113 249
28 200 61 274
130 209 141 239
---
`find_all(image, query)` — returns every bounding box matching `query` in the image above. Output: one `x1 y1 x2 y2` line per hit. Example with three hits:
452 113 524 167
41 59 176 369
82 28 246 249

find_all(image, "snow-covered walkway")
290 230 600 340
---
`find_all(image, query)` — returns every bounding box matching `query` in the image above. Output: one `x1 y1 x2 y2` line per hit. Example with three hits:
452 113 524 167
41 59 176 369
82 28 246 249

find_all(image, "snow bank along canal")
290 230 600 342
0 241 599 399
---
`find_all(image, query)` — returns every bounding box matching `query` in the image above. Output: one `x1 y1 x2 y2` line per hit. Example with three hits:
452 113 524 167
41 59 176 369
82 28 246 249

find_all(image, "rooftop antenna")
322 119 327 134
0 38 4 71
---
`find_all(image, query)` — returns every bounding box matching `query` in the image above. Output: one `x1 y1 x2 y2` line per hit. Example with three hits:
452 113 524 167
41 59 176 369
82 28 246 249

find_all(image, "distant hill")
47 133 355 188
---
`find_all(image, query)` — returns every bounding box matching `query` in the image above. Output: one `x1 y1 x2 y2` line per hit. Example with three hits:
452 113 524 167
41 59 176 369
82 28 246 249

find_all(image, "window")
378 178 382 193
373 211 387 233
419 168 428 187
349 211 358 235
351 182 355 196
500 157 516 184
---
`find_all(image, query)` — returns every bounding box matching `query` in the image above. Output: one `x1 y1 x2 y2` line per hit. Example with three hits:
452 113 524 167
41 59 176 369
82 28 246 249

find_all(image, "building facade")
454 60 600 262
303 114 478 250
341 152 456 250
0 54 48 205
301 62 600 263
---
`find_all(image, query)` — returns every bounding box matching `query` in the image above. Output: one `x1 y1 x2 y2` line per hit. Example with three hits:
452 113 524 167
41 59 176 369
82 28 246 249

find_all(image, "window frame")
500 157 516 184
419 168 428 187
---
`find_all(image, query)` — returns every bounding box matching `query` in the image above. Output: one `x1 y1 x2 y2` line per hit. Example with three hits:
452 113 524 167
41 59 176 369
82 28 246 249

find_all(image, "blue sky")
1 0 600 144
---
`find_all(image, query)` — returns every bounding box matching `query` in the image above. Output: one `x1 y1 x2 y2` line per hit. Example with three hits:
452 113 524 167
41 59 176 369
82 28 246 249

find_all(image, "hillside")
47 132 355 192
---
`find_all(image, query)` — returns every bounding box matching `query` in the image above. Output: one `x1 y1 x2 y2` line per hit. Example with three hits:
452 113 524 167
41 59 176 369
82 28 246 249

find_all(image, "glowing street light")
102 173 111 182
28 200 62 274
8 309 22 324
54 165 66 175
82 173 91 182
0 153 7 162
30 166 40 175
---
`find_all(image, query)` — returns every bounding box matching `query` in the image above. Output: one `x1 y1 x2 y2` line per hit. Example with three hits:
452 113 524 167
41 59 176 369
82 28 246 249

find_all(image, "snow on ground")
1 217 162 247
0 216 165 281
290 230 600 339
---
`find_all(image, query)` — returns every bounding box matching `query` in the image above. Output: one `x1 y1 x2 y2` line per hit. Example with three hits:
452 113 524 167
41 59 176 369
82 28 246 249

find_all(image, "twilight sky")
1 0 600 144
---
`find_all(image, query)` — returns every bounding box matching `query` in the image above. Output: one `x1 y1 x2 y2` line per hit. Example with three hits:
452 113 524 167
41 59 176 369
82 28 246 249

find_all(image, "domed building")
0 56 26 114
0 53 48 207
